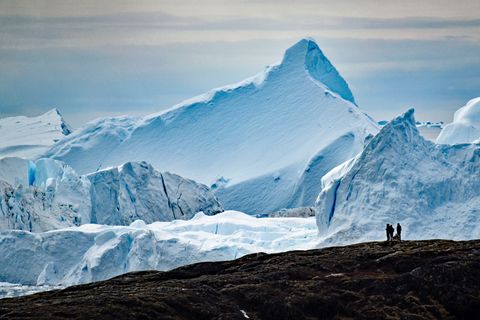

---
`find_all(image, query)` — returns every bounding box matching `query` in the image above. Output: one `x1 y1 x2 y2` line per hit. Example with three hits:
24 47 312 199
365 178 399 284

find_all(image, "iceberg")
315 109 480 245
436 98 480 144
0 158 222 232
44 38 378 214
0 211 318 287
0 109 71 159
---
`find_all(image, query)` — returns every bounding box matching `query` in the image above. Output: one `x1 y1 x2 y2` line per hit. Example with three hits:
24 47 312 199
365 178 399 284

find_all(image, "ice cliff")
315 109 480 245
0 211 317 286
0 158 222 231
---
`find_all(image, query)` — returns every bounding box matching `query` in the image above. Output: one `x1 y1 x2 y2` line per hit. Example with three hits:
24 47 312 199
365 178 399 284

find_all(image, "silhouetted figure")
386 224 390 241
388 224 395 241
396 223 402 241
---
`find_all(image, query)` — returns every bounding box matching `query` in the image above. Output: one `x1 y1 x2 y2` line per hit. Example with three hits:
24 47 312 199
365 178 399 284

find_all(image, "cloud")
0 0 479 126
2 10 480 50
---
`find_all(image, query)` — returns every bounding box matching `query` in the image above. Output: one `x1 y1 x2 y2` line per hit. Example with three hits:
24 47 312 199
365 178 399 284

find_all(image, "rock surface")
1 240 478 319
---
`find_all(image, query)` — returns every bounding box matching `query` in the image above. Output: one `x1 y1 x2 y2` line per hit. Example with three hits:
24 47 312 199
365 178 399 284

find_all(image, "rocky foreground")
1 240 479 319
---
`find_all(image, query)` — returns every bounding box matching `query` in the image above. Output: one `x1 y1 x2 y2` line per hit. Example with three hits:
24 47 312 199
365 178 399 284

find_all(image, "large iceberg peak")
44 39 377 214
315 108 480 244
280 38 356 105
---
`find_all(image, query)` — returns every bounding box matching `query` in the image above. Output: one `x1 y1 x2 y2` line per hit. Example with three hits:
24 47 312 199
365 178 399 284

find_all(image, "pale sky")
1 0 479 127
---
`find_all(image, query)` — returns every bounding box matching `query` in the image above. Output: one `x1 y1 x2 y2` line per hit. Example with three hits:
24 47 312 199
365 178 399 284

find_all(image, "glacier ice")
4 38 480 299
0 109 71 159
315 109 480 245
87 161 223 225
1 109 479 296
43 38 378 214
0 158 223 231
0 211 318 287
0 157 91 231
436 97 480 144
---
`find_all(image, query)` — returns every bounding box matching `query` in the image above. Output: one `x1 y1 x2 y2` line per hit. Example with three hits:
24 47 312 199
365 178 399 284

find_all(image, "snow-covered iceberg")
44 38 378 214
436 97 480 144
0 158 222 231
0 211 317 287
0 109 72 159
315 109 480 245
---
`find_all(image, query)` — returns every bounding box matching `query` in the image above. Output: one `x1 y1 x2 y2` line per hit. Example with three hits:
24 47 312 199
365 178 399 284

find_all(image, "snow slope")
315 109 480 245
0 109 72 159
0 211 318 287
436 98 480 144
0 158 222 232
44 38 378 214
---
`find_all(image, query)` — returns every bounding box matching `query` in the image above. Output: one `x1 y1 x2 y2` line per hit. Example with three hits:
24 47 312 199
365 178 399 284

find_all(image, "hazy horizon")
1 0 479 127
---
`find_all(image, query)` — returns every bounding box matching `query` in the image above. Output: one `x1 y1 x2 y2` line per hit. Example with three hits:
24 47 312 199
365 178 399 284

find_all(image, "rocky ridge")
0 240 478 319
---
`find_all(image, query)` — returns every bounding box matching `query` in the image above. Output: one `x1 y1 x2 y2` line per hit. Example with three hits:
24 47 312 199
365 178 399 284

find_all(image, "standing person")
397 223 402 241
386 224 390 241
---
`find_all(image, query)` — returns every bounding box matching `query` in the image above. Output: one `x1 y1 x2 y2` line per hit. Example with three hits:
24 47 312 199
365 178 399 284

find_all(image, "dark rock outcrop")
1 240 479 319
